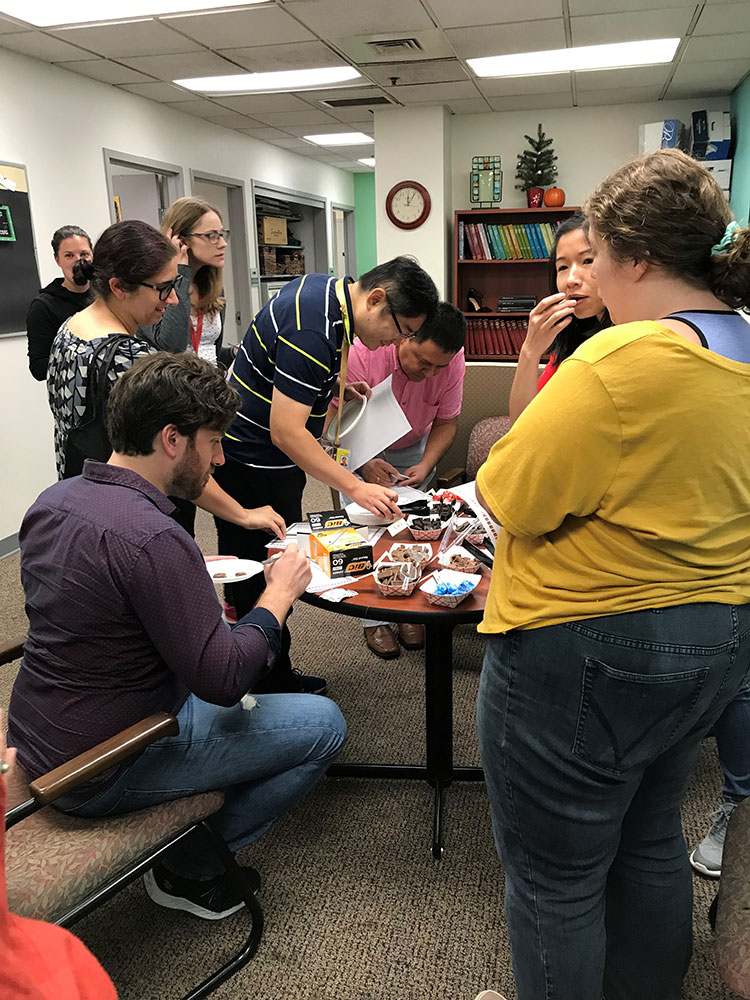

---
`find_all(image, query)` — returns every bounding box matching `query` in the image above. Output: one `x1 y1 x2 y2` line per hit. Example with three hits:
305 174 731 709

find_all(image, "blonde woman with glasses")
143 196 234 368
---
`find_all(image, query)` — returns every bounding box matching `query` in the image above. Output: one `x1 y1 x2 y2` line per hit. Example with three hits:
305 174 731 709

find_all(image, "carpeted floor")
0 478 733 999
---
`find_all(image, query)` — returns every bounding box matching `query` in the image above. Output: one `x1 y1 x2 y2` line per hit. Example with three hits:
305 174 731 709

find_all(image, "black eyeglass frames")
139 272 184 301
385 294 407 338
185 229 230 244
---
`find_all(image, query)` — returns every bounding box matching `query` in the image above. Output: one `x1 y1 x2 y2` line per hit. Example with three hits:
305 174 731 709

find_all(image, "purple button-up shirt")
8 461 280 784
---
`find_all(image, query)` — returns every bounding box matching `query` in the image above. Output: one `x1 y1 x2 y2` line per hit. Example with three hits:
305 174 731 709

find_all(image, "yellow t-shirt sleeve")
477 359 621 539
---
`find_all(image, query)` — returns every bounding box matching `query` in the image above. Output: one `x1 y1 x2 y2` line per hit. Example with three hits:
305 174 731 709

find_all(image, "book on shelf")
477 224 492 260
458 220 465 260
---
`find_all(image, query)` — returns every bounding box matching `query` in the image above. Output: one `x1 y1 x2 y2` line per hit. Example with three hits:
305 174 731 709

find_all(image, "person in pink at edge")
329 301 466 660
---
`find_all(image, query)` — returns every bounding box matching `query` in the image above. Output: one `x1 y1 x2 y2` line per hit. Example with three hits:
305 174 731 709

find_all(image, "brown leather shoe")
397 623 425 649
364 625 400 659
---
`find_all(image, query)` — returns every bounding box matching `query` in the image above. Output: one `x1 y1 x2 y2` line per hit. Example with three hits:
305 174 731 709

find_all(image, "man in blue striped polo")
213 256 439 694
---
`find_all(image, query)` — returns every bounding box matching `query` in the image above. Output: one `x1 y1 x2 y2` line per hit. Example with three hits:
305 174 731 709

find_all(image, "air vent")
320 96 394 109
366 37 423 57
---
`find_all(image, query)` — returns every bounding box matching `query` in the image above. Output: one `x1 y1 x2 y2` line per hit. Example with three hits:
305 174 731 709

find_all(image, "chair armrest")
0 635 26 666
436 467 465 490
29 713 179 806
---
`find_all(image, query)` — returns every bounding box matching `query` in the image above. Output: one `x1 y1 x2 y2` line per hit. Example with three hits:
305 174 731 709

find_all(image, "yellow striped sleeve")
295 274 308 330
277 335 331 373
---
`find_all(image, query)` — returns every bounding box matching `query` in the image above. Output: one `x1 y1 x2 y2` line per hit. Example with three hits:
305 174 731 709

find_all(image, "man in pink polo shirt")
331 302 466 658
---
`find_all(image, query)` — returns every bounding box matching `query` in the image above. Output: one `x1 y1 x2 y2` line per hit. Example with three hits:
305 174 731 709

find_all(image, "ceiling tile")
570 8 694 46
51 20 200 58
426 0 563 29
364 59 469 87
574 65 670 91
386 81 482 103
162 7 316 48
204 113 261 129
257 134 313 147
447 19 567 59
252 109 342 126
694 2 750 36
212 93 314 114
163 98 228 118
56 59 153 85
478 73 572 97
0 15 26 33
488 93 574 110
218 40 347 72
576 84 664 105
333 28 454 63
5 31 92 62
569 0 698 12
120 81 197 102
446 97 493 114
682 32 750 62
119 50 243 82
282 0 434 36
666 58 749 96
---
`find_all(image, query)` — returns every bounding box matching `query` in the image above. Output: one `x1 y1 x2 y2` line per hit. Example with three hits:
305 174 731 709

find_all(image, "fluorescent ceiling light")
358 158 376 167
305 133 374 146
468 37 680 78
174 67 361 96
0 1 264 27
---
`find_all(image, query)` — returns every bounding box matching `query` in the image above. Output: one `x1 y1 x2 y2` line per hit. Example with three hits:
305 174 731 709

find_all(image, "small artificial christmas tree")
515 123 558 192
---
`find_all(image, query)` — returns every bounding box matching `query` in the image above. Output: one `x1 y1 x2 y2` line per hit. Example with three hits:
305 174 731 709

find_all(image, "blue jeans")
713 679 750 800
56 693 347 878
477 602 750 1000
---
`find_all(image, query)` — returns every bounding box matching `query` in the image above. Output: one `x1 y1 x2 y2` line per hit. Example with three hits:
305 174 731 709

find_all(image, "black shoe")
290 667 327 694
252 665 327 695
144 861 260 921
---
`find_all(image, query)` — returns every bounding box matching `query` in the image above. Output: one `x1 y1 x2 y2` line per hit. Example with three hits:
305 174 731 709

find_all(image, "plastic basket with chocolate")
375 561 420 598
451 513 485 545
386 542 432 568
437 545 481 575
420 569 481 609
406 514 445 541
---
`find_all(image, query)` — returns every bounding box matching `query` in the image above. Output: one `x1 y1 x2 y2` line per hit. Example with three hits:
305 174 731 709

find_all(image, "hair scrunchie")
711 220 741 256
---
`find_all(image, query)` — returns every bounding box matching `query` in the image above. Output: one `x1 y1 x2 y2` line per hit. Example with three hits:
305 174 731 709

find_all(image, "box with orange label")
308 510 373 579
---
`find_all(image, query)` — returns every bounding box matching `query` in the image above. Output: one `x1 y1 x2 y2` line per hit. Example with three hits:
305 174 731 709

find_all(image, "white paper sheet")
341 374 412 472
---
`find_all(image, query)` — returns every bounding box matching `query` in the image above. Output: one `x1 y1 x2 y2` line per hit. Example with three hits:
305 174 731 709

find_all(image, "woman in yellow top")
475 149 750 1000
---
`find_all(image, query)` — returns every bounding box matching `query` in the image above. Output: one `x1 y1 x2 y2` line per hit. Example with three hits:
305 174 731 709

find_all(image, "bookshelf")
453 206 579 362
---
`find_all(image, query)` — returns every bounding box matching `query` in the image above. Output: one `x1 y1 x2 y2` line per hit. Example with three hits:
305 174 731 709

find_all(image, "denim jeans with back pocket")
477 601 750 1000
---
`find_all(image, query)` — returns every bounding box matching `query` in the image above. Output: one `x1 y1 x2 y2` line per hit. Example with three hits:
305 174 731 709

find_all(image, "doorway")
332 205 356 277
191 173 251 347
103 149 183 227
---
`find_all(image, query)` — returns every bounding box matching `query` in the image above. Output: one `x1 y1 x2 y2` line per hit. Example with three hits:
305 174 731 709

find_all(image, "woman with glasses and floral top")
141 196 235 368
46 219 285 541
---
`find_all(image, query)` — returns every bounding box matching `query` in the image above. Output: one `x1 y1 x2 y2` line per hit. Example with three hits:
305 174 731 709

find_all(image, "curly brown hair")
584 149 750 311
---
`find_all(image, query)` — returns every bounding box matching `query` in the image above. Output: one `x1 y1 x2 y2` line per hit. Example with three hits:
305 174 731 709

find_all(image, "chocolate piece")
213 572 227 578
448 554 476 572
411 517 442 531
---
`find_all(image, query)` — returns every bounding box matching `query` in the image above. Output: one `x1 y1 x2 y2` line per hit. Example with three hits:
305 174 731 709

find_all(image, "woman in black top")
26 225 94 381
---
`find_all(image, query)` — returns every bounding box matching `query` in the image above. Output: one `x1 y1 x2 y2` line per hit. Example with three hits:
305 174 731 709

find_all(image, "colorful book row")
458 220 560 261
466 317 529 356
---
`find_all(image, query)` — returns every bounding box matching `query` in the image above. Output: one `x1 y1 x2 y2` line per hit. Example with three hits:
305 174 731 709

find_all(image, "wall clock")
385 180 431 230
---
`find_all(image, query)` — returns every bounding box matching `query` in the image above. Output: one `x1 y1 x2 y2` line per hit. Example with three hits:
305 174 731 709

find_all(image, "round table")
298 529 489 859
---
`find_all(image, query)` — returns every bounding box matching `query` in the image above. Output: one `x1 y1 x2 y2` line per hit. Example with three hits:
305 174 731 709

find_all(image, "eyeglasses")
385 294 407 339
139 272 184 301
186 229 230 245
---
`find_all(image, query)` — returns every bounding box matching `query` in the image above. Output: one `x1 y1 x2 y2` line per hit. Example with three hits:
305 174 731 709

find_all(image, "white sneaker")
474 992 508 1000
689 800 738 877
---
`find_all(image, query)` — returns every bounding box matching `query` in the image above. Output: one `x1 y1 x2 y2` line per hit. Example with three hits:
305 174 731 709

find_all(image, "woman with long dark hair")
508 213 609 424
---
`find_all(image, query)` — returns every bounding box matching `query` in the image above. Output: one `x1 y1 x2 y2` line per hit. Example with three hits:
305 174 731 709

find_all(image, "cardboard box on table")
307 510 374 579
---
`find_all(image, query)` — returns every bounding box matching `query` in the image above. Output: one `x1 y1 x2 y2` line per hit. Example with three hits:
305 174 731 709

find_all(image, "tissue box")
307 510 373 578
639 120 688 155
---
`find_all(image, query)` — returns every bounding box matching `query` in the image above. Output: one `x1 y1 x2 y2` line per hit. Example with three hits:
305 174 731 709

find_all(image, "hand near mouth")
521 292 577 362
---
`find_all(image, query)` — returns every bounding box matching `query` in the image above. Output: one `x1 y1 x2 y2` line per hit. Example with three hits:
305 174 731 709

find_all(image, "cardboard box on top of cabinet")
692 111 732 160
638 120 689 155
703 159 732 190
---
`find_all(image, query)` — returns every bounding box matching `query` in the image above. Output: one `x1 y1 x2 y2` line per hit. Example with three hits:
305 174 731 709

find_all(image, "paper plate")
206 558 264 584
325 395 368 443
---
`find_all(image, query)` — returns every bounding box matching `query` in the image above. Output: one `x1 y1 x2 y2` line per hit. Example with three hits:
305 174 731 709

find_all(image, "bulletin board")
0 162 41 337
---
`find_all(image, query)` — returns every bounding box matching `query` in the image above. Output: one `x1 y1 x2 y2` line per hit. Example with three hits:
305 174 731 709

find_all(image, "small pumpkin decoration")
544 187 565 207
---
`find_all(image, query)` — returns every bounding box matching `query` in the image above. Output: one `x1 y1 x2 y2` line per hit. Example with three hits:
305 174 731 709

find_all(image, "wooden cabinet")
453 206 579 361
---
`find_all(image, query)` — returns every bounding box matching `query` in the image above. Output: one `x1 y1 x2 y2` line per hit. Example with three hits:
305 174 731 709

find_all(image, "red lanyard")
190 313 203 353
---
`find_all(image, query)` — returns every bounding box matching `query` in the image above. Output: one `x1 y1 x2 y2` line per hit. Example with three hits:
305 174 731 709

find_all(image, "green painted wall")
353 172 377 276
730 75 750 225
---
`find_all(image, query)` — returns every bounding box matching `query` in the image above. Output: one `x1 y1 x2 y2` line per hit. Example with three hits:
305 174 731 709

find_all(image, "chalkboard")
0 163 41 337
